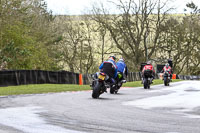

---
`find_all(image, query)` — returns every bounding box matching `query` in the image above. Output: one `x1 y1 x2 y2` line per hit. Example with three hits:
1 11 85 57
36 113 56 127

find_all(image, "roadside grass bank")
0 79 183 96
122 79 183 87
0 84 90 96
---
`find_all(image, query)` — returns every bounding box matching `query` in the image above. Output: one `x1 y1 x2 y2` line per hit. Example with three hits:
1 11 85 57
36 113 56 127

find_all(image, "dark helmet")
109 55 116 61
146 61 151 65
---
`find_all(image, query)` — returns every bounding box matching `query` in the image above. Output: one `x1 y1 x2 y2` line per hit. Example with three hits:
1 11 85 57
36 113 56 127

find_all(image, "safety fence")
0 70 79 87
0 70 145 86
177 75 200 80
82 72 148 85
0 70 199 86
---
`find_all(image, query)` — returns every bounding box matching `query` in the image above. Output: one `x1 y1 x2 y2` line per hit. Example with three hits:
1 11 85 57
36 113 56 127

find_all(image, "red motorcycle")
163 70 171 86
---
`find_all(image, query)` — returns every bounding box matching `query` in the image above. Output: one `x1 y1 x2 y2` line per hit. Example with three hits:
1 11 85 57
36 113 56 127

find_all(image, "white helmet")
146 61 151 65
119 58 124 62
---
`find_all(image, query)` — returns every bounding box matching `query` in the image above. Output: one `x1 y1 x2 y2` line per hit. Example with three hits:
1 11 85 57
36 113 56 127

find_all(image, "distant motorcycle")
110 72 126 94
163 70 171 86
91 72 110 98
142 70 153 89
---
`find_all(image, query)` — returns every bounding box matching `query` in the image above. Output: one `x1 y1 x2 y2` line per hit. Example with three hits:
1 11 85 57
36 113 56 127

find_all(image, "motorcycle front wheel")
164 77 168 86
110 85 116 94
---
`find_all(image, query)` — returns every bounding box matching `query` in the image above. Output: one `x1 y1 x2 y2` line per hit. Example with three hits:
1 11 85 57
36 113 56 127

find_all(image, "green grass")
0 84 90 96
0 79 183 96
122 79 183 87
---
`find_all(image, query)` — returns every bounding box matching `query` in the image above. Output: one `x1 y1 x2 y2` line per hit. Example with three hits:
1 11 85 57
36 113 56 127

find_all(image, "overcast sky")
44 0 200 15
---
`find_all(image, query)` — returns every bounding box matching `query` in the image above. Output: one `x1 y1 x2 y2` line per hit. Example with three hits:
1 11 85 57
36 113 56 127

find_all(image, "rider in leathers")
116 58 128 82
142 61 155 83
99 56 118 85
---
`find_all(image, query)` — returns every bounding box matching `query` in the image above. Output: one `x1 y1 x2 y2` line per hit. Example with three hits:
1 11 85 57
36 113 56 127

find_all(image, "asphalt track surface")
0 81 200 133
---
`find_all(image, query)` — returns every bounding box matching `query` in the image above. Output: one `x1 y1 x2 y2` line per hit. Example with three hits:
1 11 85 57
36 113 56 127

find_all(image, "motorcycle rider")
161 63 172 80
116 58 128 83
142 61 155 83
99 55 118 85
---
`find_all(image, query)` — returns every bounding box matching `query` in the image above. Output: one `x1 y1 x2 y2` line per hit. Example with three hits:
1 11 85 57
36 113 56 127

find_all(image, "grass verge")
122 79 183 87
0 79 183 96
0 84 90 96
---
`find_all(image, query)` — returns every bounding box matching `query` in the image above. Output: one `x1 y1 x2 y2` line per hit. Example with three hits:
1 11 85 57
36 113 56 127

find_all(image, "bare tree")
156 2 200 75
54 15 96 73
91 0 172 71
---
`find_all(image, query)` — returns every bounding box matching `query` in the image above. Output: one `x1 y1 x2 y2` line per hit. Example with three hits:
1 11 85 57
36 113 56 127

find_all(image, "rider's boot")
122 80 126 83
150 78 153 84
141 78 143 84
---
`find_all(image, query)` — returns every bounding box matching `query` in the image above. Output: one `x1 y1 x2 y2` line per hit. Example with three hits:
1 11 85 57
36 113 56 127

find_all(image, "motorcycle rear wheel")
110 85 116 94
144 78 148 89
92 82 102 98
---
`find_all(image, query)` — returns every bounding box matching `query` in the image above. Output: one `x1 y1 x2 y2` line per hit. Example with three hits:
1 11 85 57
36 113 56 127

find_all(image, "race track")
0 81 200 133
